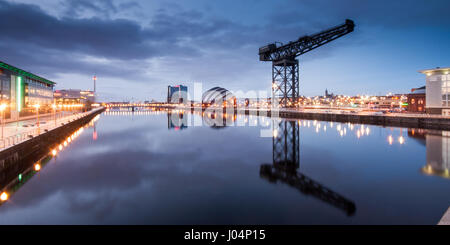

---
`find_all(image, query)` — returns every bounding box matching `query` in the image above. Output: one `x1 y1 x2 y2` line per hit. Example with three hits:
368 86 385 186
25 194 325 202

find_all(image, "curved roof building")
202 87 235 105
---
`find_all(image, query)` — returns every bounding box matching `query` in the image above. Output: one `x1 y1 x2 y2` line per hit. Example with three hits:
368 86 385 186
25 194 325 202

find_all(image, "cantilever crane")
259 19 355 107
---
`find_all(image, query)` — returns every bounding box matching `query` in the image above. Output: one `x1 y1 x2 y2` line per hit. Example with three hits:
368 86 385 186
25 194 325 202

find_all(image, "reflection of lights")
34 164 41 171
323 125 327 131
357 131 361 138
52 149 57 156
365 127 370 135
398 136 405 144
337 125 341 131
316 127 319 133
340 130 344 137
273 130 278 138
0 192 8 201
388 135 393 145
330 122 333 128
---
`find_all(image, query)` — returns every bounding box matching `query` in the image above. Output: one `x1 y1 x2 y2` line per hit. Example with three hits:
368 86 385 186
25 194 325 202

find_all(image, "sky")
0 0 449 102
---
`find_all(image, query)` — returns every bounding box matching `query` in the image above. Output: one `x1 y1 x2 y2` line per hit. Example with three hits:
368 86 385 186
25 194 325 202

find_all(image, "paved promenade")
438 207 450 225
0 108 102 150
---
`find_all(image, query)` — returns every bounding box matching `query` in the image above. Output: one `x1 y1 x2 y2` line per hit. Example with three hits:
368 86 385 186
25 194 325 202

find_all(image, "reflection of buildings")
408 128 450 179
419 130 450 179
260 120 356 216
167 110 188 130
202 110 237 129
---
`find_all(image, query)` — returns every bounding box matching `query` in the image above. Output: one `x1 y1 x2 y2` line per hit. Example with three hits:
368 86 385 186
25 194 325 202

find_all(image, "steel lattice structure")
261 119 356 215
272 120 300 169
259 19 355 107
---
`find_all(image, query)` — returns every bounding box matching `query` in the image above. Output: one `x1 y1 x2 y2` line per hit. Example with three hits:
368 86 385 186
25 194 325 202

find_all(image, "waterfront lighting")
64 141 67 146
59 144 63 150
398 136 405 144
34 164 41 171
51 149 57 156
0 192 8 201
388 135 393 145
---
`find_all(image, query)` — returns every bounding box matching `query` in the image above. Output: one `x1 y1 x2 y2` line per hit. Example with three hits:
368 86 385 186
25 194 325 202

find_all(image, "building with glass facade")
0 61 55 119
53 89 94 109
419 67 450 115
167 85 188 103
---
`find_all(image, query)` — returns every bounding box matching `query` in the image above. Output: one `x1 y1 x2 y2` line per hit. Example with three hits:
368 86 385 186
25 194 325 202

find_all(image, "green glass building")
0 61 55 119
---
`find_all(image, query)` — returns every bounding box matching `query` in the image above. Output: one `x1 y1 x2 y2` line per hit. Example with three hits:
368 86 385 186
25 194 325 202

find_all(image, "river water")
0 109 449 224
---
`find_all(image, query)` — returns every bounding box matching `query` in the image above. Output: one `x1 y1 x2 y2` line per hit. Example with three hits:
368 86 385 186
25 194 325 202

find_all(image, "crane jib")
259 19 355 108
258 19 355 62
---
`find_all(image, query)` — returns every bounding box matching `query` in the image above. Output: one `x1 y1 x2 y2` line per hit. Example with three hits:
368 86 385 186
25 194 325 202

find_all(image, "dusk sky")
1 0 449 102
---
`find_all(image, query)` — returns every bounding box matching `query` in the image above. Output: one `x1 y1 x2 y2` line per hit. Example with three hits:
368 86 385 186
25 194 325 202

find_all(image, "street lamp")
0 103 7 140
34 104 40 134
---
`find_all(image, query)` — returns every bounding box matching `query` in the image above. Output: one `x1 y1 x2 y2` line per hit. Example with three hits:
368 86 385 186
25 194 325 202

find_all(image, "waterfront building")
167 85 188 104
419 67 450 115
0 61 55 120
202 87 236 107
407 86 426 113
53 89 95 107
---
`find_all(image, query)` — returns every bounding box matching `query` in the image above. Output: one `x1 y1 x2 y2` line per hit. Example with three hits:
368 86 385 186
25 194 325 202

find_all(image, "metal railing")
0 108 102 150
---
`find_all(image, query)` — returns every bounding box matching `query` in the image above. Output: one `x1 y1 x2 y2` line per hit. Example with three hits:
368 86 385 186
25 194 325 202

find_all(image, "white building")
419 67 450 115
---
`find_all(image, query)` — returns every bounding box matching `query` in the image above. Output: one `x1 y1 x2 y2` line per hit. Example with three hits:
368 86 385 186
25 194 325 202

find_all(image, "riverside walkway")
0 107 104 150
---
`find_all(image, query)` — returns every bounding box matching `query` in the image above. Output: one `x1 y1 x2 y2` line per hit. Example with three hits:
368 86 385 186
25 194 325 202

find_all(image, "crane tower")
259 19 355 107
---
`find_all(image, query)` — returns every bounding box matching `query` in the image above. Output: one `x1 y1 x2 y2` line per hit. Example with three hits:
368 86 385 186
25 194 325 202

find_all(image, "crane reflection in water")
167 110 357 215
261 119 357 216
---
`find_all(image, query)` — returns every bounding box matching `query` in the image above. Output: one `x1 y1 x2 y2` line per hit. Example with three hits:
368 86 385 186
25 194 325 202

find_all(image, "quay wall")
243 109 450 130
0 108 105 186
107 105 450 130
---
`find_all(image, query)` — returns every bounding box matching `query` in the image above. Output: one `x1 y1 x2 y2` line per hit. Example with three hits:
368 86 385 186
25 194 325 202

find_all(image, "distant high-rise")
167 85 188 103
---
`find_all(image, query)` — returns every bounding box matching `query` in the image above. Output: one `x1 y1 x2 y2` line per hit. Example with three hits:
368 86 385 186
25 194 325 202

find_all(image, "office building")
0 61 55 119
419 67 450 115
167 85 188 104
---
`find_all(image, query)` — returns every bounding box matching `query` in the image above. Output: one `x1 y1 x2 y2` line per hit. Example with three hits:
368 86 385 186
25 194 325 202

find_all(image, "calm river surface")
0 109 449 224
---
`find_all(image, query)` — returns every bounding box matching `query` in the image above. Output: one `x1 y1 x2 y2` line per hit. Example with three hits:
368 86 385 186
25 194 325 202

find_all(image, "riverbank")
150 105 450 130
0 107 104 176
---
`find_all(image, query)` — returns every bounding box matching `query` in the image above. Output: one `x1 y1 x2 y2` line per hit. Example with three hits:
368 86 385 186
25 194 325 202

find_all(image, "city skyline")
0 0 449 101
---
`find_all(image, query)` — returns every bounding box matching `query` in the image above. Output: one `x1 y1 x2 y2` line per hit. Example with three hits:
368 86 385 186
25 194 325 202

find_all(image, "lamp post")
0 104 7 140
34 104 40 134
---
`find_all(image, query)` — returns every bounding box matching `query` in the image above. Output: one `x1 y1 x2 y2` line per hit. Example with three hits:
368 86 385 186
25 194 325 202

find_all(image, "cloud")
1 0 449 101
